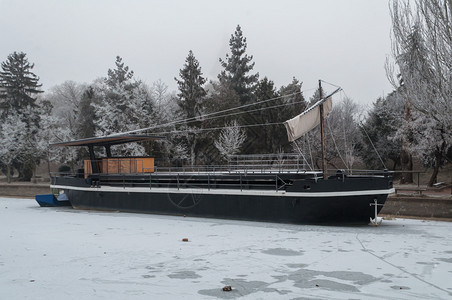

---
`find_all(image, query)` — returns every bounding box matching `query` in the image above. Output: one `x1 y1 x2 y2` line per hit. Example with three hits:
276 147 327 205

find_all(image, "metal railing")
50 166 393 178
50 153 394 180
94 172 291 192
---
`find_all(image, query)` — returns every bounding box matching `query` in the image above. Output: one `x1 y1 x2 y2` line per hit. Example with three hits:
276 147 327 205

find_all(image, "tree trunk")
190 140 196 167
6 164 11 184
400 147 413 184
428 143 445 187
400 92 413 184
47 155 51 174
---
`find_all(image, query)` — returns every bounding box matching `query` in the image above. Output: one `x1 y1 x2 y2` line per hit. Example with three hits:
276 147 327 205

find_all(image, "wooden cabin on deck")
51 134 163 178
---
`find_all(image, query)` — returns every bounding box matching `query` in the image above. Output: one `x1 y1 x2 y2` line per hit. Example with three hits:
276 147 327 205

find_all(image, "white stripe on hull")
51 185 395 198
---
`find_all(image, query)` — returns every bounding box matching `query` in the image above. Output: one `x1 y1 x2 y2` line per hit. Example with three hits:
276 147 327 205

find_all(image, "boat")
35 193 71 207
48 82 394 224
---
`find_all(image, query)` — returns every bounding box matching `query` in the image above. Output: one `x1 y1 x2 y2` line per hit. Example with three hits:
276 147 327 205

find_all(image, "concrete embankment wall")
0 183 51 198
381 195 452 219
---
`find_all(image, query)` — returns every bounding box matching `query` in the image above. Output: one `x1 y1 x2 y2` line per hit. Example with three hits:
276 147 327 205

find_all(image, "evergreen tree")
106 56 135 89
218 25 259 105
360 92 403 170
246 77 285 154
76 87 96 139
174 50 207 166
0 52 43 181
175 50 207 120
0 51 43 115
93 56 148 156
279 77 307 128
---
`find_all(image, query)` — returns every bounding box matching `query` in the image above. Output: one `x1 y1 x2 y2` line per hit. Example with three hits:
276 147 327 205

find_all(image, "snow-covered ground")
1 197 451 300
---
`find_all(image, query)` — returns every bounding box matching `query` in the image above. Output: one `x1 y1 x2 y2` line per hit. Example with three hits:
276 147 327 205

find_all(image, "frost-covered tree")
0 113 27 182
409 111 450 186
37 100 65 173
388 0 452 185
218 25 259 105
44 81 86 139
214 120 246 161
293 93 362 171
93 56 151 156
152 79 174 122
326 97 362 170
106 56 134 88
389 0 452 128
0 52 43 181
39 81 90 169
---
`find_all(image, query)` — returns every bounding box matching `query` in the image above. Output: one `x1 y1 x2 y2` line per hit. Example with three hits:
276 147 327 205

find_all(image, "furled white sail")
284 96 332 142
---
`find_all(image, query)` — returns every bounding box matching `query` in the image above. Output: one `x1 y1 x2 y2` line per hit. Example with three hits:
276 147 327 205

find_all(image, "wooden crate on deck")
84 157 154 177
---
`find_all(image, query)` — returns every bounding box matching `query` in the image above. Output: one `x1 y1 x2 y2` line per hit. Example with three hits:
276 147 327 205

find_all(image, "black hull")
66 189 388 224
52 172 393 224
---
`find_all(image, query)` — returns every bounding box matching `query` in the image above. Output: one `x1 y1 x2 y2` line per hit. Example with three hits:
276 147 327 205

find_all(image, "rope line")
326 117 349 169
360 121 387 169
181 99 307 127
149 122 283 136
292 140 313 171
117 90 307 136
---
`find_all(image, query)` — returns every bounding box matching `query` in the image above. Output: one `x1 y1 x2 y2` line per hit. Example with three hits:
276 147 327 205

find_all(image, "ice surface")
1 197 451 299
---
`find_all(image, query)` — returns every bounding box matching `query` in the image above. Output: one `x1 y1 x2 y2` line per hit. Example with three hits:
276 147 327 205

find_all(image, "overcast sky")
1 0 394 107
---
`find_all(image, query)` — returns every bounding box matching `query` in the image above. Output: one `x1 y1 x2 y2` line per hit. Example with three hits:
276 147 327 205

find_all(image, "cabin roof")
51 134 164 147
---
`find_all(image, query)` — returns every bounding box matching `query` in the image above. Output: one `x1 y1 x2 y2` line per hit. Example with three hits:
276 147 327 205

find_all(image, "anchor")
369 198 384 226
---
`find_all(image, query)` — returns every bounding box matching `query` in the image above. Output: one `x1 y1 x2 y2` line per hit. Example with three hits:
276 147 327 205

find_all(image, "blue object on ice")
57 193 69 201
35 194 71 207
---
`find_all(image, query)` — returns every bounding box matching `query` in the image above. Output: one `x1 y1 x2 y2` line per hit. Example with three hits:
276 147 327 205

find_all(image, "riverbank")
0 182 51 198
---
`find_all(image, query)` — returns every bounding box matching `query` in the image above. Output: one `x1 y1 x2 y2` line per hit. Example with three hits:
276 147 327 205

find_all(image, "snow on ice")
1 197 451 299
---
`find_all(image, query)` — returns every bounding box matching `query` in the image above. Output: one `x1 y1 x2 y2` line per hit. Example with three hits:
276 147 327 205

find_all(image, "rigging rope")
306 133 315 170
326 117 349 170
292 139 313 171
149 122 283 136
360 121 387 169
320 79 342 89
337 89 387 170
118 89 308 136
181 99 307 128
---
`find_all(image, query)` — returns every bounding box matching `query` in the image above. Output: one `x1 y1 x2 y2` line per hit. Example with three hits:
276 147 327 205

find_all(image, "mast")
318 80 328 179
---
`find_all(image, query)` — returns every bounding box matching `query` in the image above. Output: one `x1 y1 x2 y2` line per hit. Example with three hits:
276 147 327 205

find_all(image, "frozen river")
1 197 451 299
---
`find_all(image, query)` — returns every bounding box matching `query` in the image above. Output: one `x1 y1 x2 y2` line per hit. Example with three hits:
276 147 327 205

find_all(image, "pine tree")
218 25 259 105
174 50 207 166
246 77 285 154
279 77 307 136
0 51 43 115
93 56 148 156
175 50 207 120
0 52 43 181
76 87 96 139
106 56 135 89
360 92 403 170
